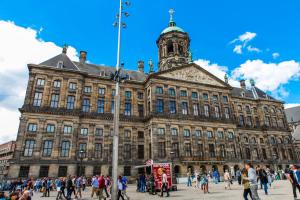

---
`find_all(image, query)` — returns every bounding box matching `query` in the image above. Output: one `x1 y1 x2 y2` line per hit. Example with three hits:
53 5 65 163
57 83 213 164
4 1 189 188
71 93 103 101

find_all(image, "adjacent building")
8 11 297 179
285 105 300 160
0 141 16 180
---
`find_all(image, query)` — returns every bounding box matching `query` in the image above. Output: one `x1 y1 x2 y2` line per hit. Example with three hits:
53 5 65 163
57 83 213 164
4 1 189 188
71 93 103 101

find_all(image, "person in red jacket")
98 175 106 200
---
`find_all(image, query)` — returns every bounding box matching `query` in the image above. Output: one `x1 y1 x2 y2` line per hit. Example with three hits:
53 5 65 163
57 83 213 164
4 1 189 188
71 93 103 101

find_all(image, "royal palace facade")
8 13 297 179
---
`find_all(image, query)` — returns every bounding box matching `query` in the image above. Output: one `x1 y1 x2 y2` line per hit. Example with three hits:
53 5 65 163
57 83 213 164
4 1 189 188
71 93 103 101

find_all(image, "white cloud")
0 20 78 143
247 45 261 53
232 59 300 91
230 31 262 54
285 104 300 109
233 45 242 54
272 52 280 59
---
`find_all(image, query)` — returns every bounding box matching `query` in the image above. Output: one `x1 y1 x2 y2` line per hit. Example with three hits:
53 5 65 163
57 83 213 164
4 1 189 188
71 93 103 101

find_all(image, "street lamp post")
170 151 177 185
111 1 130 200
79 149 85 176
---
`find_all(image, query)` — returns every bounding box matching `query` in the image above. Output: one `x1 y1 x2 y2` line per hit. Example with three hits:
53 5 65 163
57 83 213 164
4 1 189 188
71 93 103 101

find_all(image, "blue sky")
0 0 299 141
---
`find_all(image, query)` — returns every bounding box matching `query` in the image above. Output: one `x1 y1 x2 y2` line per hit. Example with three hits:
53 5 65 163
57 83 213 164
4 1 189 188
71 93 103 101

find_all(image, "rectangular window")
157 128 165 135
111 101 115 113
28 123 37 132
217 131 224 139
138 145 144 159
58 166 68 177
125 91 131 99
79 143 87 157
172 143 179 157
95 128 103 136
195 130 202 137
66 96 75 110
69 82 77 90
39 166 49 178
50 94 60 108
223 96 228 102
203 93 209 100
183 129 190 137
158 142 166 158
220 144 226 157
168 88 176 96
247 116 253 126
111 89 116 97
215 106 220 118
63 125 72 134
46 124 55 133
97 99 105 113
239 115 245 126
180 90 187 97
36 78 45 86
19 166 30 178
169 101 176 114
124 130 131 138
171 128 178 136
197 144 204 157
204 105 210 117
138 131 144 139
181 102 188 115
138 104 144 117
84 86 92 93
209 144 215 157
98 88 106 95
192 92 198 99
124 102 131 116
185 143 192 157
207 131 213 138
33 92 43 106
224 107 230 119
137 92 143 99
24 140 35 157
95 143 102 159
262 148 267 160
155 86 163 94
80 128 88 136
228 132 234 139
124 144 131 159
193 104 199 116
156 99 164 113
53 80 61 88
212 95 218 101
245 106 251 113
82 98 90 112
42 140 53 157
245 148 251 159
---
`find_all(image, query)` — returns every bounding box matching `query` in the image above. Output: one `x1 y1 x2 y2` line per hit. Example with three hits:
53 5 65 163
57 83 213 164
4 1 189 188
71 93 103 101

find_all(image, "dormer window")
241 92 245 97
57 61 63 68
99 71 105 77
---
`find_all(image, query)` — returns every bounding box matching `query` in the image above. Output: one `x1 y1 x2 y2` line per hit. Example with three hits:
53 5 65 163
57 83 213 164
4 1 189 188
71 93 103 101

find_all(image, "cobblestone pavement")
31 180 296 200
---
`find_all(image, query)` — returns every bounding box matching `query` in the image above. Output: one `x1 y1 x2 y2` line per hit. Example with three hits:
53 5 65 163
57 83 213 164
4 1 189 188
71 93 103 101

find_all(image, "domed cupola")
157 9 191 71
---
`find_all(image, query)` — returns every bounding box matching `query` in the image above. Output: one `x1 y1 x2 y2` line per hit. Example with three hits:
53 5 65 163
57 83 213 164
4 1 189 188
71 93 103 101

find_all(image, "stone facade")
8 12 297 179
0 141 16 180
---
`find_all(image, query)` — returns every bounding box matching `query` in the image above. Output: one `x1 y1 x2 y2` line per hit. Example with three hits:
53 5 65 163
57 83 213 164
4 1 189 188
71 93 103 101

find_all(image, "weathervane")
169 8 175 21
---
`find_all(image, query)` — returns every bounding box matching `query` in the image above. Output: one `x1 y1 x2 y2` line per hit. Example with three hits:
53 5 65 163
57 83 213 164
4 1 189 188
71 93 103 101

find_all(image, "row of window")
237 105 282 115
155 87 229 102
242 136 291 144
155 100 230 118
237 114 285 128
157 128 234 139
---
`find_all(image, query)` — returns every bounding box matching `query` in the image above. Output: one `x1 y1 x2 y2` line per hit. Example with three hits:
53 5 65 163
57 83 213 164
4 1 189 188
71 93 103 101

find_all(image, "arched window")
167 40 174 54
178 44 183 55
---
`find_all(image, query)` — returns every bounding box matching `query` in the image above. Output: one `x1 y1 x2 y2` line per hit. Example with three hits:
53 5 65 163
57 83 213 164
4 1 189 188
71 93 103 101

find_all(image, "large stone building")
0 141 16 180
285 106 300 160
8 11 297 179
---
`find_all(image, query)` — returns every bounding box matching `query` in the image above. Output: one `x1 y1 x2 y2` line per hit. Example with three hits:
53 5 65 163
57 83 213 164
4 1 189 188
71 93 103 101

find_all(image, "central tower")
157 9 190 71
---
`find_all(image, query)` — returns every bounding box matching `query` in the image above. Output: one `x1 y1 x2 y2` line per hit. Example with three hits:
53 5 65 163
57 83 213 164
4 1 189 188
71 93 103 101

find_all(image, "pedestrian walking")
288 164 300 200
117 176 124 200
104 175 111 198
213 170 219 184
236 169 242 185
241 168 252 200
55 178 63 200
245 163 260 200
121 175 130 200
224 170 231 190
98 175 106 200
187 168 192 187
75 176 82 199
66 176 74 200
91 176 99 198
259 167 269 195
82 177 87 191
160 169 169 197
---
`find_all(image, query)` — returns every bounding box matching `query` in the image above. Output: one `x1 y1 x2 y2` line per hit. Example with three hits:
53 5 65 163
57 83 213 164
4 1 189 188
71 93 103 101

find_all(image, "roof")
230 86 277 101
161 26 185 34
38 53 146 82
285 106 300 123
39 53 79 71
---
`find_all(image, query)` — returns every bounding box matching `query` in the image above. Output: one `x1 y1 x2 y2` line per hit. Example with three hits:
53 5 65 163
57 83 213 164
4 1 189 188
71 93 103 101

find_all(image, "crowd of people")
0 174 130 200
1 164 300 200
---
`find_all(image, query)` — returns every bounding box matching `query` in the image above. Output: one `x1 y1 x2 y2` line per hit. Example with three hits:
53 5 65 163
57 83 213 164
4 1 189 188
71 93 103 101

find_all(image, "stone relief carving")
160 66 224 87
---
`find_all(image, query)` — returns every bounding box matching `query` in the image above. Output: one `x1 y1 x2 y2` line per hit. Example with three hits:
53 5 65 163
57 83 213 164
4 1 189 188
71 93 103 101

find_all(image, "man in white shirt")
160 169 170 197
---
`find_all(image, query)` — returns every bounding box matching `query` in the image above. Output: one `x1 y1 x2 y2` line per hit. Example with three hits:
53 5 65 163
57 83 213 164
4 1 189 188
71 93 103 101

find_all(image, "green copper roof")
161 25 185 34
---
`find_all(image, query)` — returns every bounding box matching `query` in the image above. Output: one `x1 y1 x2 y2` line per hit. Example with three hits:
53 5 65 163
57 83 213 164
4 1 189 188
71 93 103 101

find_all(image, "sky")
0 0 299 142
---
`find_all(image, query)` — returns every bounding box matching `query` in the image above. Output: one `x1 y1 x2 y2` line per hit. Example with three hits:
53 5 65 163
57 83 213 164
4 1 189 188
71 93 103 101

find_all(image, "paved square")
31 180 296 200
